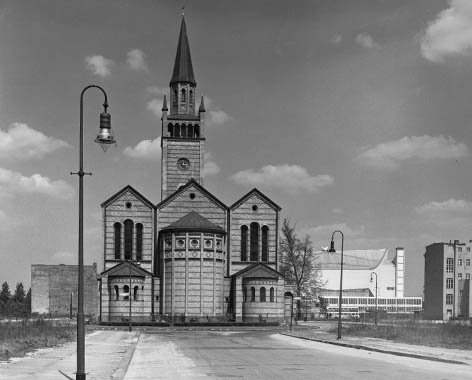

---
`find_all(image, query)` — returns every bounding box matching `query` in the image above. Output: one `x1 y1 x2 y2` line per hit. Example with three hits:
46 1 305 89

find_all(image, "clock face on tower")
177 158 190 171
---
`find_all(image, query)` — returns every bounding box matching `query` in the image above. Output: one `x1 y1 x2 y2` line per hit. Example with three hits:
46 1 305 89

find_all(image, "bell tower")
161 16 206 200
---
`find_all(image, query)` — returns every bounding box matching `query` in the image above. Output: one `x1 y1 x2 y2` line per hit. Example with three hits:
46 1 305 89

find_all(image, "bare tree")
279 219 324 300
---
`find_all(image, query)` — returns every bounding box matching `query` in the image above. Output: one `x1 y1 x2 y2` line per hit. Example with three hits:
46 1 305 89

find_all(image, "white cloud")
85 55 114 77
123 137 161 161
357 135 469 170
127 49 148 71
0 123 70 161
355 33 378 49
421 0 472 62
416 198 472 216
303 223 366 242
146 86 167 96
147 98 165 118
230 164 334 194
203 152 220 176
0 168 75 200
203 97 232 127
330 34 343 44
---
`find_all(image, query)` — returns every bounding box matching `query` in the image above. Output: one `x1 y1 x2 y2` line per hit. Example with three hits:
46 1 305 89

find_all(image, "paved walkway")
283 326 472 366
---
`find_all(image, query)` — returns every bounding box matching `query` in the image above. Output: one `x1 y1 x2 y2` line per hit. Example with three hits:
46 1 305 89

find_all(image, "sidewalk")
282 326 472 366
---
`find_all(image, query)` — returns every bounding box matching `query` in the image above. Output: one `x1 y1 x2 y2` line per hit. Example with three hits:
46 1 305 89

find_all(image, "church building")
99 16 286 323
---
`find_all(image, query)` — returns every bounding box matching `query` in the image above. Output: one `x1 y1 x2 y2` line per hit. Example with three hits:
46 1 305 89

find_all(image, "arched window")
181 88 186 102
243 287 247 302
189 89 194 105
261 226 269 261
241 225 248 261
250 222 259 261
168 124 173 137
260 287 266 302
270 287 275 302
124 220 134 260
123 285 129 300
173 89 178 103
251 287 256 302
114 222 121 260
133 286 139 301
181 124 187 138
114 285 119 300
188 125 193 138
175 124 181 138
194 125 200 138
136 223 143 261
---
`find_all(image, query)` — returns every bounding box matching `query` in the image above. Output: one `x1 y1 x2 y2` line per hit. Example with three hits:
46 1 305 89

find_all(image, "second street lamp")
370 271 378 325
73 84 116 380
328 230 344 340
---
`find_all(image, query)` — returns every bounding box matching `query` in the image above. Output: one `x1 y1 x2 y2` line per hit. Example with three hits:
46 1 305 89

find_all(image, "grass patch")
0 318 76 361
339 322 472 350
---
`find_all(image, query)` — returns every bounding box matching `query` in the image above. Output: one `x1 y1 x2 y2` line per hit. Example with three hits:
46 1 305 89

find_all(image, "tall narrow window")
134 286 139 301
124 219 134 260
250 222 259 261
114 285 119 300
175 124 180 138
123 285 130 300
241 225 248 261
270 287 275 302
194 125 200 138
251 287 255 302
446 258 454 273
188 125 193 138
243 287 247 302
114 222 121 259
136 223 143 261
168 124 173 137
261 225 269 261
181 88 186 102
181 124 187 138
260 287 266 302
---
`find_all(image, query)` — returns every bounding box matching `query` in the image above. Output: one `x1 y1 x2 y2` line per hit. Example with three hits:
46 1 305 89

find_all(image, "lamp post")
129 263 132 332
328 230 344 340
370 272 378 325
72 85 116 380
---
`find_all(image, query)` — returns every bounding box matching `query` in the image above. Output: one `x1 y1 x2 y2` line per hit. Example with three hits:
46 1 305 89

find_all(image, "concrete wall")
424 243 445 319
31 264 98 316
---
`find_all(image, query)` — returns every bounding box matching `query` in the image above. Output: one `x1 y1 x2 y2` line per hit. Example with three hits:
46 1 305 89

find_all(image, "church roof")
170 16 196 86
232 263 284 280
230 188 281 211
101 185 154 209
100 261 153 277
161 211 224 233
315 249 389 270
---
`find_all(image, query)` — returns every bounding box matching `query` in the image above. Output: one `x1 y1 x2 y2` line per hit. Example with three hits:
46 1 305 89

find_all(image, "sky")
1 0 472 296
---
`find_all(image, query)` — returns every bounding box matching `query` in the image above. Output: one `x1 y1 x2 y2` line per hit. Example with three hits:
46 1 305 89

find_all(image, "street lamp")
72 85 116 380
370 272 378 325
328 230 344 340
129 263 132 332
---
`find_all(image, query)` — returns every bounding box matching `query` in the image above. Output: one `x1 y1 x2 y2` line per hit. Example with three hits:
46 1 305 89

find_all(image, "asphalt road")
1 329 471 379
124 329 472 380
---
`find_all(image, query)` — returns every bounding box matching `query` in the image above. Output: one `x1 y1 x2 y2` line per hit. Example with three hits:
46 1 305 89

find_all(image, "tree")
12 282 27 316
0 282 11 316
279 219 324 317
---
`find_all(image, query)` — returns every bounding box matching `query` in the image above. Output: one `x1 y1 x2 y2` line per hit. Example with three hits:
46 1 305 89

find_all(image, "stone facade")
99 16 286 323
31 264 98 317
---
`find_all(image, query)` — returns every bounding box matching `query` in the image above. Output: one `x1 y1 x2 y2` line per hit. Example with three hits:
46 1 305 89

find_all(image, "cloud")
330 34 343 44
85 55 114 77
0 123 70 161
421 0 472 62
127 49 148 71
203 97 232 127
355 33 378 49
123 137 161 161
146 86 167 96
357 135 469 170
0 168 75 199
415 198 472 228
147 98 165 118
230 164 334 194
203 152 220 176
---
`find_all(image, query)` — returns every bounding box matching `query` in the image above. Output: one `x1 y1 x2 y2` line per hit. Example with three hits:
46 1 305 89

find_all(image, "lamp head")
328 240 336 252
95 111 116 152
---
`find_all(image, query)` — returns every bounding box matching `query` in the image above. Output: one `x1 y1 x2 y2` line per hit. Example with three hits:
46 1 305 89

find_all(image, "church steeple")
169 16 197 116
170 16 196 87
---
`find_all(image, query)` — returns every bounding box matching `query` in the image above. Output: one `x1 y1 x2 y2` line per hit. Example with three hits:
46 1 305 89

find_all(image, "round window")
165 239 172 249
189 193 196 200
126 202 132 209
191 239 199 247
177 239 185 248
252 205 258 211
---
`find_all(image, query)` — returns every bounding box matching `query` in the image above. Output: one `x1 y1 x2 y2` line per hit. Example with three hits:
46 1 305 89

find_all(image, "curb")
280 333 468 365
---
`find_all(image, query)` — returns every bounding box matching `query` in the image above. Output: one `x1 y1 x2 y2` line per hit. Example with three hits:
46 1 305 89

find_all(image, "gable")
230 188 281 212
157 181 227 231
232 263 283 280
101 185 154 210
101 261 152 277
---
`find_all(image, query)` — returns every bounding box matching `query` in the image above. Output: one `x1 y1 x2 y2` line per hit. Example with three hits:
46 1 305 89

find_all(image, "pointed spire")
199 95 205 112
162 94 168 111
170 16 196 86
